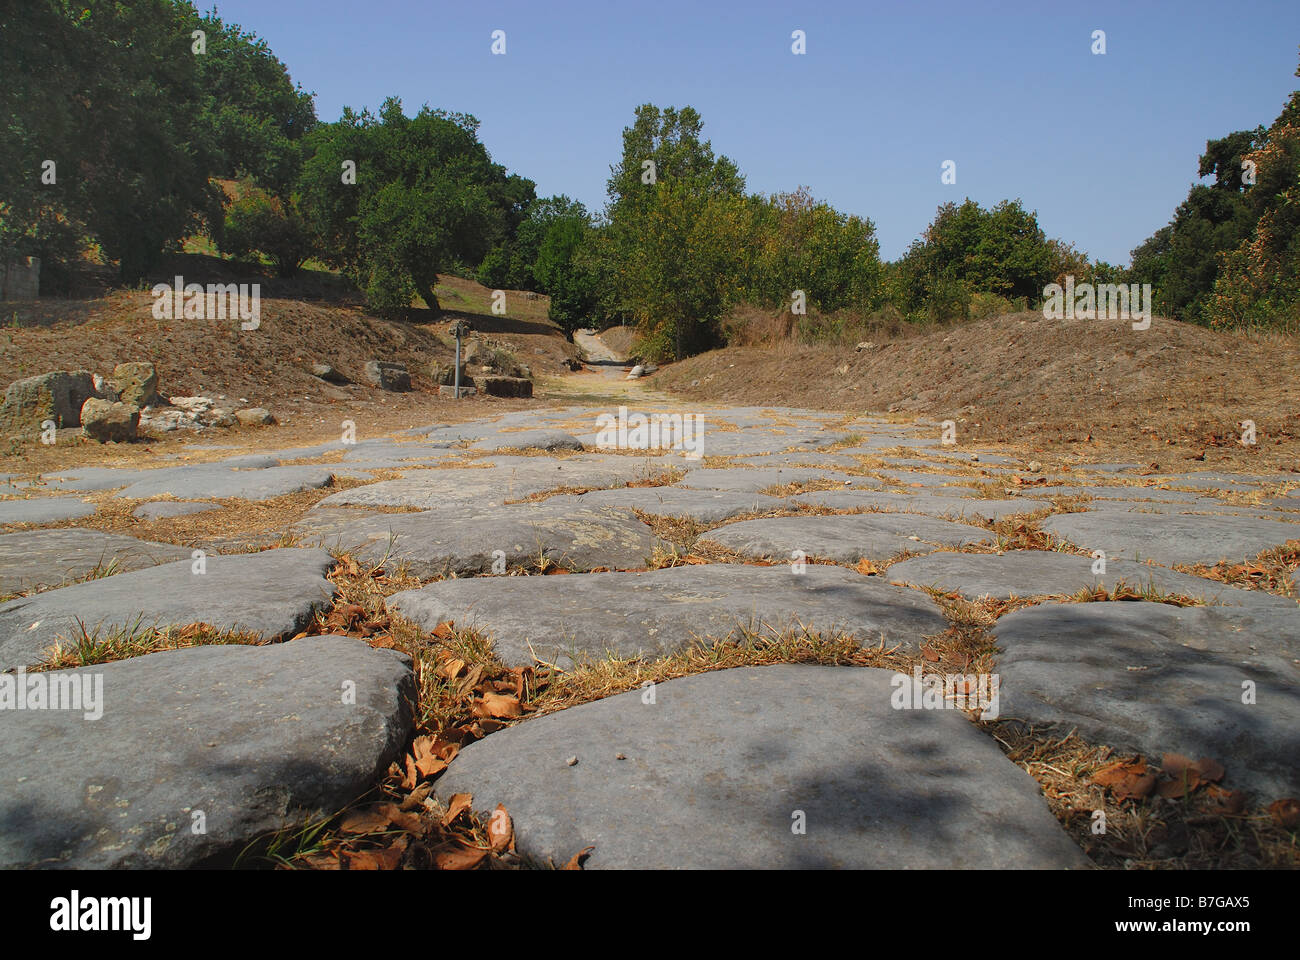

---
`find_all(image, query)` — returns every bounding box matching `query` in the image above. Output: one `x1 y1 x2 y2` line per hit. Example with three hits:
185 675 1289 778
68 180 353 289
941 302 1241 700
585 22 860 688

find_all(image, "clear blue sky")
208 0 1300 265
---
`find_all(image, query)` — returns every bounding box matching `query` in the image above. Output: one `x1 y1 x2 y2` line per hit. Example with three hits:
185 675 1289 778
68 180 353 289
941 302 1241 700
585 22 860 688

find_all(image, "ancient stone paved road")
1 403 1297 868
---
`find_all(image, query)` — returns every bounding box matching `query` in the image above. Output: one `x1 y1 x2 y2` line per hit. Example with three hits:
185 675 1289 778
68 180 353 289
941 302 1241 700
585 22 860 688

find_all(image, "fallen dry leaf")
297 852 340 870
401 782 433 811
456 663 485 698
1268 798 1299 829
508 666 535 698
1206 785 1247 815
433 843 488 870
1193 756 1225 784
474 691 524 719
441 793 474 828
401 753 418 791
488 804 513 853
339 806 393 835
1093 758 1157 800
437 657 467 681
561 845 595 870
343 842 405 870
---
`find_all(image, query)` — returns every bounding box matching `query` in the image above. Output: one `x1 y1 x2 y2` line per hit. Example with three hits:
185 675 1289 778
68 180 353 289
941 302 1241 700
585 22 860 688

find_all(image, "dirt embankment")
652 311 1300 471
595 324 639 361
0 260 582 473
0 263 577 403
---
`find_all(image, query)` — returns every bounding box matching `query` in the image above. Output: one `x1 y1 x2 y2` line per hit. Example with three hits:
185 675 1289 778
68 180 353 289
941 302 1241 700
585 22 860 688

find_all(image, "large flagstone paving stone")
1158 473 1269 491
37 466 159 491
114 464 341 500
35 463 346 500
0 636 414 868
0 528 191 596
132 500 220 519
389 563 947 668
317 456 661 511
792 490 1049 520
0 496 98 526
0 547 336 668
545 487 789 524
994 602 1300 799
1089 501 1293 520
294 502 666 577
877 469 992 488
625 428 850 458
1030 486 1206 502
730 451 867 470
1042 511 1300 567
433 665 1089 869
699 512 992 564
472 429 585 452
888 550 1300 610
678 466 862 493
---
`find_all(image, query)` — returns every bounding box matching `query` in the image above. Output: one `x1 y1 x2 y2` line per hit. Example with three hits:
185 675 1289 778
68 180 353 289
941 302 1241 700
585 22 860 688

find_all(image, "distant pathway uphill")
1 401 1298 869
572 328 625 368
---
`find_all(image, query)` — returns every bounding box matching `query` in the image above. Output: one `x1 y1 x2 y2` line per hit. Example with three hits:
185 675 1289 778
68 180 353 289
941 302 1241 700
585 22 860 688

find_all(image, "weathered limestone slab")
1043 512 1300 567
115 465 338 500
389 563 947 668
888 550 1298 609
0 529 190 596
549 487 789 524
472 430 584 452
318 457 660 511
995 602 1300 799
0 497 97 526
0 547 336 667
434 665 1088 869
296 502 664 577
700 513 992 564
132 501 220 520
0 636 414 868
678 467 861 493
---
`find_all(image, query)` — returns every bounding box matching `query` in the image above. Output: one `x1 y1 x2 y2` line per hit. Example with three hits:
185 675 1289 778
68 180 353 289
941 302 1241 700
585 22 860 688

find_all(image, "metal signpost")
449 319 472 398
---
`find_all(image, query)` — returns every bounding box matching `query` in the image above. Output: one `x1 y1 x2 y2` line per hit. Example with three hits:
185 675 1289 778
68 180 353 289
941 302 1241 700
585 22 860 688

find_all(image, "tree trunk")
413 274 441 318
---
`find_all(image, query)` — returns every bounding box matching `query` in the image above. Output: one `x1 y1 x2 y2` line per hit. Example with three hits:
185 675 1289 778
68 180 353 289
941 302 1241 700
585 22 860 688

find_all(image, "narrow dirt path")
573 328 624 365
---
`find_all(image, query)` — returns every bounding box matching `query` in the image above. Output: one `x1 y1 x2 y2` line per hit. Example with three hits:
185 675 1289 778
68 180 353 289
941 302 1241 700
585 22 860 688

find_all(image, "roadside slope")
654 311 1300 470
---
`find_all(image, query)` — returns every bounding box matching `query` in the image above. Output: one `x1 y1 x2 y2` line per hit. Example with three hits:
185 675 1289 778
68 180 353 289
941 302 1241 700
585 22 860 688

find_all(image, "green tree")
0 0 88 288
1128 129 1263 322
620 181 751 360
600 105 749 355
531 202 600 336
746 187 884 314
297 98 533 317
0 1 317 283
605 104 745 220
219 181 313 277
893 198 1056 316
1206 52 1300 329
478 194 585 291
191 10 317 199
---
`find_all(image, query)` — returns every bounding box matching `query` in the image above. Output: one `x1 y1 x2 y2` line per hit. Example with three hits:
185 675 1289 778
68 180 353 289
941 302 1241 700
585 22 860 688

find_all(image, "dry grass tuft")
988 722 1300 869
